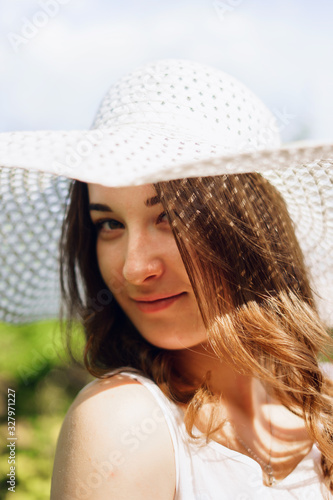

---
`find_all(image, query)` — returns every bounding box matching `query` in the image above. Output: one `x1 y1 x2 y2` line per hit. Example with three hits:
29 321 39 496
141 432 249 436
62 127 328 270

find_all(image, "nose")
122 231 164 285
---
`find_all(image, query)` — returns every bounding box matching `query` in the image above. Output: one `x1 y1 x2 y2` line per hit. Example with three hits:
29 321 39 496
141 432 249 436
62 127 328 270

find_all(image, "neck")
172 341 261 414
172 341 313 485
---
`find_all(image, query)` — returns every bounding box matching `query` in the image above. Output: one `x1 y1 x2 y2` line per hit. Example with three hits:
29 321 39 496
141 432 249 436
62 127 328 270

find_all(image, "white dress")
114 369 332 500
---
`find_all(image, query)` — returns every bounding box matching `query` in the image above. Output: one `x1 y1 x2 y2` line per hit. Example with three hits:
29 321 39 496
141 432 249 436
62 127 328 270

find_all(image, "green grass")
0 321 92 499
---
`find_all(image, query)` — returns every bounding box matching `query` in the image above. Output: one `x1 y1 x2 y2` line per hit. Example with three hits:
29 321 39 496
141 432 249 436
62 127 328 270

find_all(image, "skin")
88 182 312 467
88 182 207 351
51 375 176 500
51 183 313 499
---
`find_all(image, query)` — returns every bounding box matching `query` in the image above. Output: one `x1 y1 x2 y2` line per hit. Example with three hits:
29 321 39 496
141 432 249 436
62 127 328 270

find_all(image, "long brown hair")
60 173 333 491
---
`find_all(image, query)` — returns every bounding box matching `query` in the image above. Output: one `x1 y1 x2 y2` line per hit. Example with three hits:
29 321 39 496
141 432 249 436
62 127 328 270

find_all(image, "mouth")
132 292 186 313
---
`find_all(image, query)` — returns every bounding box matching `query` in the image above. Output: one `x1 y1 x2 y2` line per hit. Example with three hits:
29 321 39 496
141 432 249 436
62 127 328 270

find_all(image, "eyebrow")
89 195 161 212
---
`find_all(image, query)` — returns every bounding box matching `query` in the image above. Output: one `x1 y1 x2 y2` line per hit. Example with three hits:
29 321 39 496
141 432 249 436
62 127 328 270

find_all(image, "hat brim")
0 127 332 325
1 126 332 185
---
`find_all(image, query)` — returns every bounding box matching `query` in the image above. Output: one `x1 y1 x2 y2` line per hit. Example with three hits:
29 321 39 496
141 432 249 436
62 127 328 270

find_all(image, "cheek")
96 244 125 294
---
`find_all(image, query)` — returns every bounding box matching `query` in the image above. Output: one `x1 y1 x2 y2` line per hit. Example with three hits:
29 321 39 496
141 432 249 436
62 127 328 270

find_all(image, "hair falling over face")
60 173 333 492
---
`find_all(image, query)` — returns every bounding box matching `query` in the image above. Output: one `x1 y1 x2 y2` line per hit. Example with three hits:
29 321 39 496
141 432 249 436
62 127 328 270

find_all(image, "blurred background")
0 0 332 498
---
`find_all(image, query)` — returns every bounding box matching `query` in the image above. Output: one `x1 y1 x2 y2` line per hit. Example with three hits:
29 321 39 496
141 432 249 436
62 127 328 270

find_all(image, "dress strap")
105 368 183 495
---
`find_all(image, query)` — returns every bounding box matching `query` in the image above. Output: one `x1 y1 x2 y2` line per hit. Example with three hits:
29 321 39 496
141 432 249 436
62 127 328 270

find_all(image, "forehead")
88 183 157 202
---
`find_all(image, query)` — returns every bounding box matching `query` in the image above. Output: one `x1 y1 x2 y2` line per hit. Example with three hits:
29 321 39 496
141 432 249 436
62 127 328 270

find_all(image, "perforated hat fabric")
0 59 332 324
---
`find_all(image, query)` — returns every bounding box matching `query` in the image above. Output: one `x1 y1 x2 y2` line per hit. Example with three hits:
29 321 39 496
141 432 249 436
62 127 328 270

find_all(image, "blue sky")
1 0 332 142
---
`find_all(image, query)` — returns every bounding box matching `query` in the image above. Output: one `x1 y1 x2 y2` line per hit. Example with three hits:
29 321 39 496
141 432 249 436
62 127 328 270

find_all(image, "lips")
132 292 186 313
132 293 185 303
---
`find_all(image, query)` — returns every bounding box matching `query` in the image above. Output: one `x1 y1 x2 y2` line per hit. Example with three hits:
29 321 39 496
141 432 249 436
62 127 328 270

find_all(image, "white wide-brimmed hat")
0 59 332 325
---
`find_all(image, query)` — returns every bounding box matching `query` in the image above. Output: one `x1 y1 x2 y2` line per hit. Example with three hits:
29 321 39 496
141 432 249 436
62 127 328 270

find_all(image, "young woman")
0 59 332 498
50 172 333 499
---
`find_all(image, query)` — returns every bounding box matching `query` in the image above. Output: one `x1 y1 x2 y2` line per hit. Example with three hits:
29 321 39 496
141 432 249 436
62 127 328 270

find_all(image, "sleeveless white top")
116 369 332 500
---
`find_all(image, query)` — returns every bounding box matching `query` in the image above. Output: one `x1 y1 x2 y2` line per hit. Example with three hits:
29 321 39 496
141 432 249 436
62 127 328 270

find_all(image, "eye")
157 210 178 224
157 211 168 223
94 218 123 233
93 211 176 234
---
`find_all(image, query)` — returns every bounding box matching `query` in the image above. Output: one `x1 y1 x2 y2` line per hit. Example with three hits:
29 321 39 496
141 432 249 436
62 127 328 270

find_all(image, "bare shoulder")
51 373 176 500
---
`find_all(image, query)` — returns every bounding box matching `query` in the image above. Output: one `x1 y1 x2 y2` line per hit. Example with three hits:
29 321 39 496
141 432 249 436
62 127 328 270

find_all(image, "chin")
139 329 207 351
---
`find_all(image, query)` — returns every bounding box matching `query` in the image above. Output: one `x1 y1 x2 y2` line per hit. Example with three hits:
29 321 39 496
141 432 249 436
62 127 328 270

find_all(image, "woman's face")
88 182 207 350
